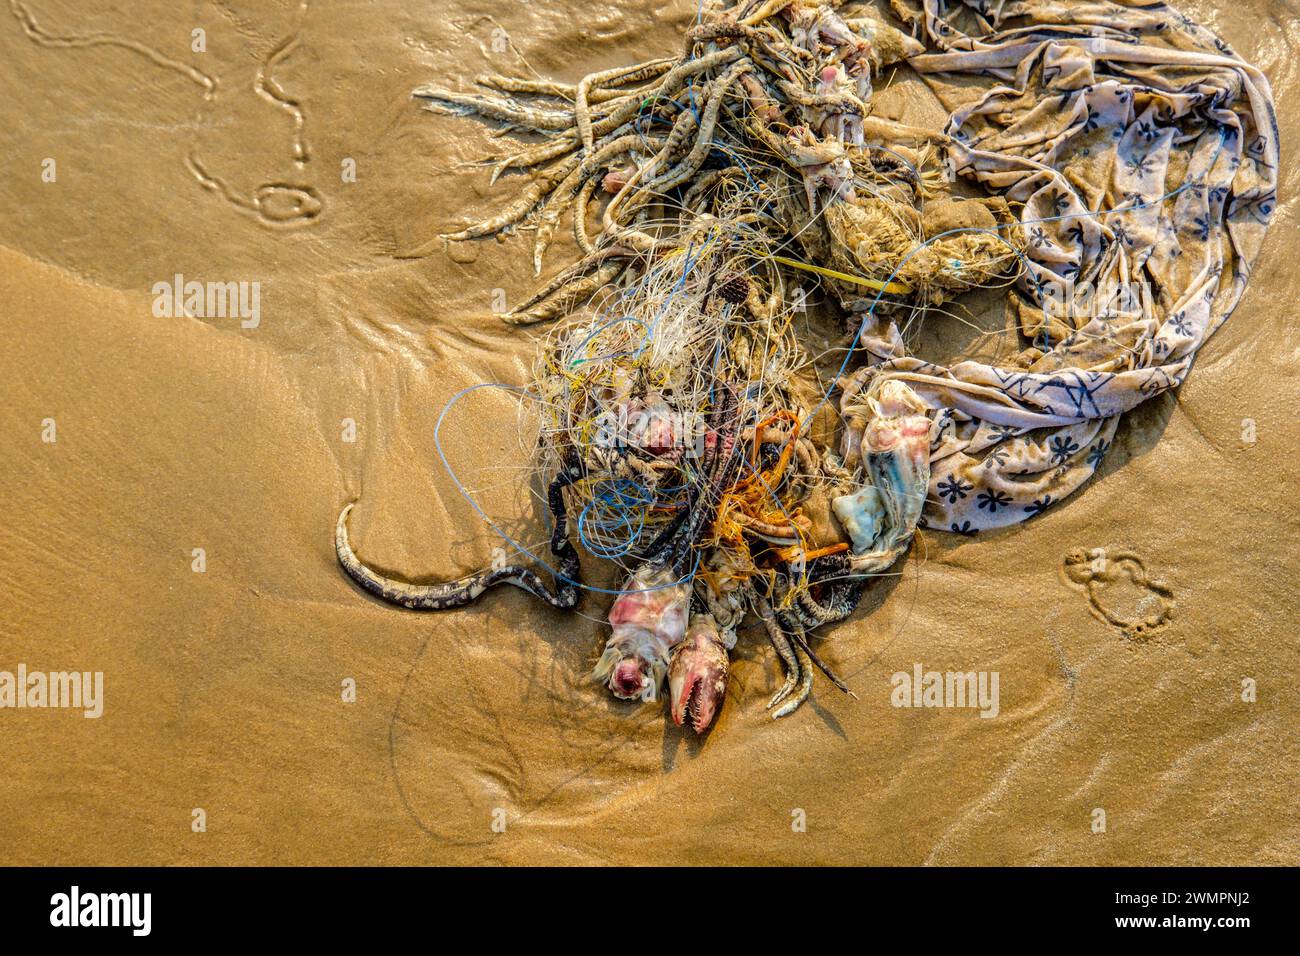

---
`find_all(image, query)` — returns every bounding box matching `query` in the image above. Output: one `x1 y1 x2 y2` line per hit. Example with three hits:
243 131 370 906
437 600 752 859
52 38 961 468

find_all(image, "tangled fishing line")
336 0 1277 733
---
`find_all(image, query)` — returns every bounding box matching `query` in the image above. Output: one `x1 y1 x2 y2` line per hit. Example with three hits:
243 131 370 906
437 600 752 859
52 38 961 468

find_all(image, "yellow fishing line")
770 255 913 295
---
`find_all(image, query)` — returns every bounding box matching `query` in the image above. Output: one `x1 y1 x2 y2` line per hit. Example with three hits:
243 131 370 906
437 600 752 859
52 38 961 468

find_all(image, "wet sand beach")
0 0 1296 864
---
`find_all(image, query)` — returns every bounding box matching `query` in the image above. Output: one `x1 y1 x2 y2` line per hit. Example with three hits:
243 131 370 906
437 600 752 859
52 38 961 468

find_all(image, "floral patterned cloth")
862 0 1277 533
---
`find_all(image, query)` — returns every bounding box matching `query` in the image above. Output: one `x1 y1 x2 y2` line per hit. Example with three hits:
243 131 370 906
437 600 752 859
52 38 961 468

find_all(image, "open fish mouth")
669 617 730 733
347 0 1278 736
610 656 651 700
672 669 713 733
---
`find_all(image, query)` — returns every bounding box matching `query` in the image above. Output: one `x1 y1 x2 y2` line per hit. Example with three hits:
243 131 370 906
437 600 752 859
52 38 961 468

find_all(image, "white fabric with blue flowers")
867 0 1277 533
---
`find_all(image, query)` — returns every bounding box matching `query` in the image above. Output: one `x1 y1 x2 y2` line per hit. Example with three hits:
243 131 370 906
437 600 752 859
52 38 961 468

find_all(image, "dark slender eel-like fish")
335 465 583 611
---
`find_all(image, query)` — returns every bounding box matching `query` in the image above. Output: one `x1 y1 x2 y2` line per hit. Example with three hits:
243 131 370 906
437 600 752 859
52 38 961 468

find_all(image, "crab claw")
669 615 730 733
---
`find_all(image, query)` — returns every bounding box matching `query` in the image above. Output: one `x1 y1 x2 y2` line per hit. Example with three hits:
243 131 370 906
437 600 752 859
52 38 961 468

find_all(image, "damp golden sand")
0 0 1296 864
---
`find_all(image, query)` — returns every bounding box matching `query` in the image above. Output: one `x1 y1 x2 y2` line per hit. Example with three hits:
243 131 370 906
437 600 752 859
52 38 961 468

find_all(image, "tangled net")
338 0 1277 733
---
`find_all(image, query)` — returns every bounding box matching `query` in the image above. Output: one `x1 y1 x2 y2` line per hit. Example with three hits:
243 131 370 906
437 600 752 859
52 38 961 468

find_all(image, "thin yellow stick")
770 255 912 295
659 244 912 295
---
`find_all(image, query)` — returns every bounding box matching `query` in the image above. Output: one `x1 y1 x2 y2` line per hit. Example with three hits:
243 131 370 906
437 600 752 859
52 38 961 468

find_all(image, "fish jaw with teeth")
669 614 732 733
593 564 691 702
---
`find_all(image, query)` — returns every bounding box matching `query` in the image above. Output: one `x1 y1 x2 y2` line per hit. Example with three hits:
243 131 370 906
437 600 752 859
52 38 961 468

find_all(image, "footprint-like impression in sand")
1060 548 1174 640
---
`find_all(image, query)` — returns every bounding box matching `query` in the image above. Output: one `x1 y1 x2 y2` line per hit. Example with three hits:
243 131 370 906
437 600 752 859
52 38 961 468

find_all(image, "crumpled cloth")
861 0 1277 533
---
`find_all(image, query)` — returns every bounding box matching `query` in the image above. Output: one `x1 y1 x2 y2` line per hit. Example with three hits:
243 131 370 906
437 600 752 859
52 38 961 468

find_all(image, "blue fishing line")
434 382 699 596
432 124 1232 596
567 313 649 367
705 140 762 192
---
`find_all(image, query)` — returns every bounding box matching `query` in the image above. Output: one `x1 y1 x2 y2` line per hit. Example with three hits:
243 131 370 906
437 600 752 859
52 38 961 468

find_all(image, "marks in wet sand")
254 0 311 170
1061 548 1175 641
187 157 323 226
9 0 321 227
9 0 217 95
